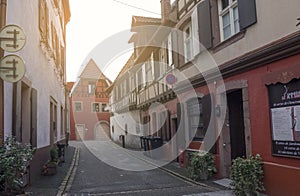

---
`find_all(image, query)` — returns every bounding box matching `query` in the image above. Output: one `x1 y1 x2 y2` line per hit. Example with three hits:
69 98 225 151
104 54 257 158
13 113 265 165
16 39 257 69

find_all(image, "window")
74 102 82 112
183 23 193 62
187 98 204 140
39 0 48 40
92 102 100 113
102 103 107 112
88 83 96 94
136 65 145 91
218 0 239 40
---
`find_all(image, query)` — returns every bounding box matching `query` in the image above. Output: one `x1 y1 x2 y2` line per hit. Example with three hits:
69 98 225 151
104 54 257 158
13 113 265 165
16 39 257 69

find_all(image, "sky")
66 0 162 82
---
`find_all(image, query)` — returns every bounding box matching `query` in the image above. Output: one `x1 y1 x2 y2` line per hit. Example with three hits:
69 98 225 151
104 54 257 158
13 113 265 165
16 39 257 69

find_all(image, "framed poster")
268 79 300 158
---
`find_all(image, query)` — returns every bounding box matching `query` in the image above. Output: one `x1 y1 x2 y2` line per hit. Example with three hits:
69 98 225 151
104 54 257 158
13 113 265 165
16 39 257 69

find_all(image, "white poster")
295 106 300 132
271 107 294 141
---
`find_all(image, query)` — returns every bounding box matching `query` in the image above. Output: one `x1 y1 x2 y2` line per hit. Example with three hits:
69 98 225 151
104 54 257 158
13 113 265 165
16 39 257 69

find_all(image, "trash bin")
57 143 65 163
149 136 162 150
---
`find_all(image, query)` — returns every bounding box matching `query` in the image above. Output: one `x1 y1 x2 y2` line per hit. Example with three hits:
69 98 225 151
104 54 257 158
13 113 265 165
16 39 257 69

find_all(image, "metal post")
0 0 7 145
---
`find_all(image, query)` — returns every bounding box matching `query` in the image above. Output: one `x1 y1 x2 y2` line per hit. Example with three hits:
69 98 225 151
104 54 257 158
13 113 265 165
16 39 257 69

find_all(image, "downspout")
0 0 7 145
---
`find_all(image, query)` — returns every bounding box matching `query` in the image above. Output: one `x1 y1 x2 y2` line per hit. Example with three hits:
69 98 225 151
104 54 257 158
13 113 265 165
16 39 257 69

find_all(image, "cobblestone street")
64 141 230 196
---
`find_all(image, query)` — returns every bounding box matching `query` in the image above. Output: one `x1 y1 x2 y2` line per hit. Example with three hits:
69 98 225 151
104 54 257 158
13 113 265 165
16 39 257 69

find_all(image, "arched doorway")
94 121 110 141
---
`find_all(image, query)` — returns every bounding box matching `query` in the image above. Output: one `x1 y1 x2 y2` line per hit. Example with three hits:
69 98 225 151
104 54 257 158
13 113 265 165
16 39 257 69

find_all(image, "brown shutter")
238 0 257 30
177 102 186 149
198 0 212 50
31 88 38 148
202 94 216 153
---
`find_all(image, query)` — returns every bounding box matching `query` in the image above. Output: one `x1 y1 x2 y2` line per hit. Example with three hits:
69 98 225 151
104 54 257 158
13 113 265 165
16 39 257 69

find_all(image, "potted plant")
230 154 265 196
41 147 58 176
0 137 36 195
188 151 217 181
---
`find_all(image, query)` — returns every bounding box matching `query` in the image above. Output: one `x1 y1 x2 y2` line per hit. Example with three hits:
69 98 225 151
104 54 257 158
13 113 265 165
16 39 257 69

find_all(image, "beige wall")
213 0 300 66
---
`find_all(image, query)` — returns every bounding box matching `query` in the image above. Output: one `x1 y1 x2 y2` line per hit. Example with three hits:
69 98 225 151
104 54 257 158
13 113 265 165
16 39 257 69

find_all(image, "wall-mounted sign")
0 54 25 83
268 79 300 158
166 73 176 85
0 24 26 52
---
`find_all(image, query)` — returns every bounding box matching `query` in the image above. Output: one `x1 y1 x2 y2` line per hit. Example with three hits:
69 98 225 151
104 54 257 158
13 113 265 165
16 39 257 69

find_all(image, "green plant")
50 147 58 162
188 151 217 181
0 137 36 194
230 154 265 196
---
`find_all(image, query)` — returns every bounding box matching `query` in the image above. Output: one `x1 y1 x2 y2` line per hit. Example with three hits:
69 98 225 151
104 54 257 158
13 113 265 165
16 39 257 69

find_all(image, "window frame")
187 98 205 141
73 101 83 112
91 102 101 113
183 22 193 63
218 0 239 41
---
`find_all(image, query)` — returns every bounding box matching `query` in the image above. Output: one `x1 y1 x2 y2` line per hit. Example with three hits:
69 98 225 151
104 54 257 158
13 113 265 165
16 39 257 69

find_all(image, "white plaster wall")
5 0 66 148
110 110 142 148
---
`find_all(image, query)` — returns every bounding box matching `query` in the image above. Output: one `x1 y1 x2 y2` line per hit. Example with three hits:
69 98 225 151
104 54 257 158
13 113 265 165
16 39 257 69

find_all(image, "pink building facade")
69 59 111 141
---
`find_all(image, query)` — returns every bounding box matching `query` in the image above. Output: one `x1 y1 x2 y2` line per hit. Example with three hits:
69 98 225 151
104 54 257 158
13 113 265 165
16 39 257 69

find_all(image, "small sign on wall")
268 79 300 158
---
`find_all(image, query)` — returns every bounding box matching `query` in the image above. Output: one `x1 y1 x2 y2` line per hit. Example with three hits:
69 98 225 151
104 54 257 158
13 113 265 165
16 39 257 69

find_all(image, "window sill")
212 30 246 53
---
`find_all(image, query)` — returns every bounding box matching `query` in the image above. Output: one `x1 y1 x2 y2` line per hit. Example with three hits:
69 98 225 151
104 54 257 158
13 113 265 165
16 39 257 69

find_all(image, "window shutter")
202 94 216 153
171 30 179 68
177 102 186 149
167 33 173 66
31 88 38 148
238 0 257 30
198 0 212 50
191 9 200 56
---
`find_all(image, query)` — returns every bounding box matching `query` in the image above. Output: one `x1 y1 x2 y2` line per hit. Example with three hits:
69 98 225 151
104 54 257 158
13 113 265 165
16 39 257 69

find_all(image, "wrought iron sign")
0 24 26 83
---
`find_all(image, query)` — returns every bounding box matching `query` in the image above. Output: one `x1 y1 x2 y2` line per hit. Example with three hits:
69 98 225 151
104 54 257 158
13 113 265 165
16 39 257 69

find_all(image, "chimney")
161 0 171 24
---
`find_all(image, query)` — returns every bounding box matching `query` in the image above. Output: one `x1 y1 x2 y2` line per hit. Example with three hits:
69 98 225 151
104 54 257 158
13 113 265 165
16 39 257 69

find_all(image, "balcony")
111 91 137 113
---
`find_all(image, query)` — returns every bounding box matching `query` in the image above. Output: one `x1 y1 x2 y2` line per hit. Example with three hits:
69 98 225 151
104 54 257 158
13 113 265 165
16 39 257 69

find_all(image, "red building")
110 0 300 195
69 59 111 141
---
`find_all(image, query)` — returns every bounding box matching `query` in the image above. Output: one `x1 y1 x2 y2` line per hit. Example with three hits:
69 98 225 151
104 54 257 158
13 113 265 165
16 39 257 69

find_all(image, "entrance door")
228 90 246 160
75 124 84 140
95 123 109 141
222 89 246 176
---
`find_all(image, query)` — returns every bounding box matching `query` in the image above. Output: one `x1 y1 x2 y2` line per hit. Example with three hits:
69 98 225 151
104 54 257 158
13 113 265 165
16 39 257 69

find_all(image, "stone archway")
216 79 252 178
94 121 110 141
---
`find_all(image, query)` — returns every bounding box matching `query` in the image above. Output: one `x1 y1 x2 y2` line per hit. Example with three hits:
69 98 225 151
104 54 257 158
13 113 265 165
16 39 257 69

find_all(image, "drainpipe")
0 0 7 145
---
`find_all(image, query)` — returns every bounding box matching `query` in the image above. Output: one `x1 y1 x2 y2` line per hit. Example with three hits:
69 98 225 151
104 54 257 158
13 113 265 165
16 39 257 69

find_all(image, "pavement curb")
57 147 80 196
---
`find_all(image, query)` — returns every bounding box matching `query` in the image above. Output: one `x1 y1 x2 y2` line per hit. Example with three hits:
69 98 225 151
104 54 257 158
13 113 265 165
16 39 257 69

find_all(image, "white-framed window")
136 65 145 91
218 0 239 41
167 33 173 67
183 23 193 63
102 103 107 112
88 82 96 94
73 102 82 112
91 102 100 113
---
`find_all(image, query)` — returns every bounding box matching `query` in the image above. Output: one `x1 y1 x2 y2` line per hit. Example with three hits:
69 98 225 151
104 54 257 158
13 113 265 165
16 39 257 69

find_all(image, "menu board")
268 79 300 158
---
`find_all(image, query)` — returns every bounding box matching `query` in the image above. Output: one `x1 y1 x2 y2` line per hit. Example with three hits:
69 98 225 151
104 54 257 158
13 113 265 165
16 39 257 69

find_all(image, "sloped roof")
70 59 112 95
131 16 161 29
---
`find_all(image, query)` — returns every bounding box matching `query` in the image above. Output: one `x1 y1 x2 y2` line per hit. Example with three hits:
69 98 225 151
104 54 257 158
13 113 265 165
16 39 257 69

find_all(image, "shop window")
268 79 300 159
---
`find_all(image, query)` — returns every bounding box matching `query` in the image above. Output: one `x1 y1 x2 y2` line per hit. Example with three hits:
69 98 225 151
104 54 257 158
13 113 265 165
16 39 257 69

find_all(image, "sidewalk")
161 161 234 196
25 146 76 196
